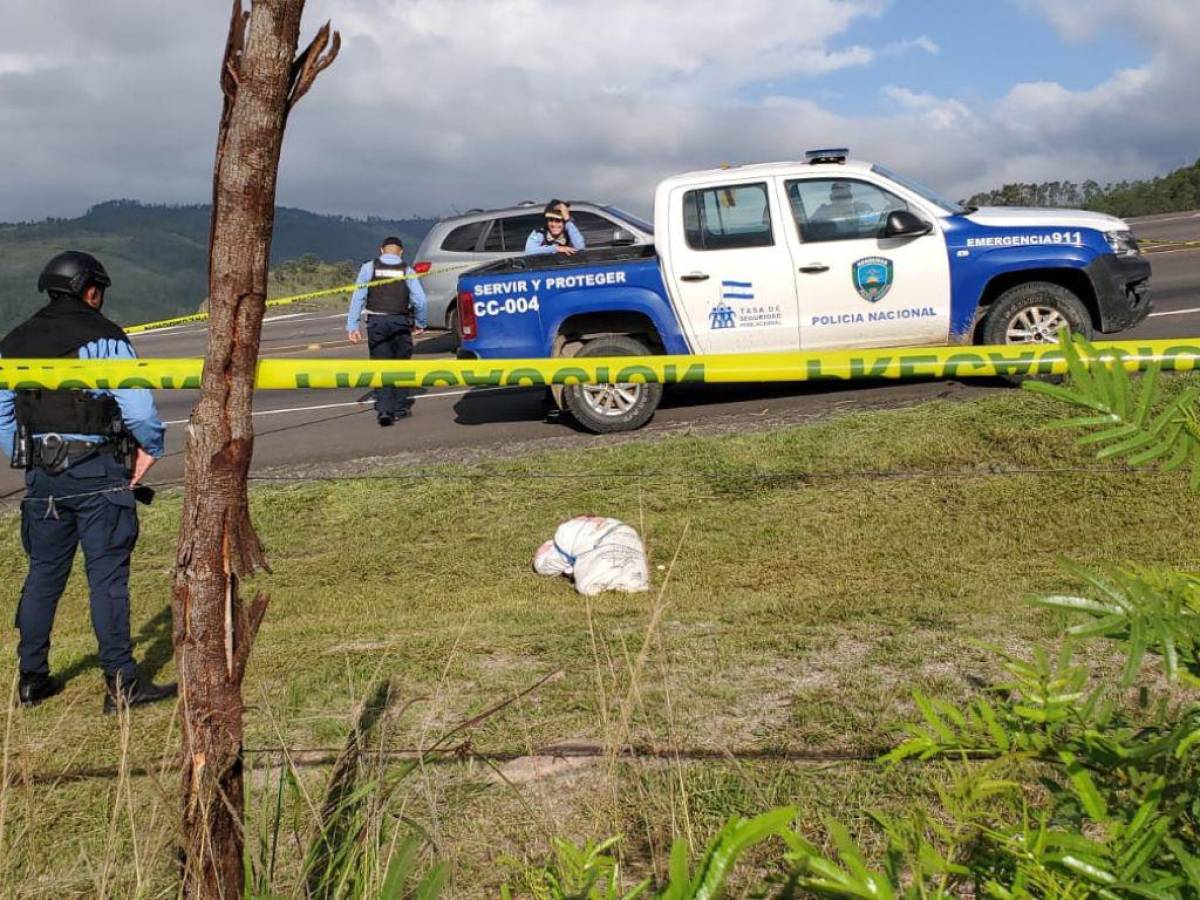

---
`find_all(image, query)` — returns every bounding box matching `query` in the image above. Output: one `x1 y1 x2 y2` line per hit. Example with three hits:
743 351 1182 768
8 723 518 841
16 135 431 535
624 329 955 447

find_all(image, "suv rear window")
480 220 502 252
501 213 546 251
572 211 624 246
440 220 486 252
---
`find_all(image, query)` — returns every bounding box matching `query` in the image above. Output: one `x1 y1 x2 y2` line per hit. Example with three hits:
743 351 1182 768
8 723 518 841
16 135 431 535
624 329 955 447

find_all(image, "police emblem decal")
709 301 737 329
852 256 894 303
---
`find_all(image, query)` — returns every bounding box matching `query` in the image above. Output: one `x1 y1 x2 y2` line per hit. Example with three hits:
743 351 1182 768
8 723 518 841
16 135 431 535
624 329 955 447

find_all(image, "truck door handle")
798 263 829 274
680 272 710 282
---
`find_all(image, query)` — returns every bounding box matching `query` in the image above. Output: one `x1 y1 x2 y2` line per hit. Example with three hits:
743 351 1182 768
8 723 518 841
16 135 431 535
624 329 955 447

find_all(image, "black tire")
980 281 1093 384
980 281 1092 346
446 305 461 350
561 335 663 434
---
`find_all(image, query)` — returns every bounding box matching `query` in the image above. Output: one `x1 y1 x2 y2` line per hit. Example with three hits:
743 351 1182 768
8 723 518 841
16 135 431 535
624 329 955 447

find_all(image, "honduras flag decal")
852 257 893 303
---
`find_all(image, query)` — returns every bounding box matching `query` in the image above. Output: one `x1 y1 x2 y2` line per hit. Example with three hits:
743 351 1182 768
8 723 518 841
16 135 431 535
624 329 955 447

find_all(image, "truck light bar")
805 148 849 164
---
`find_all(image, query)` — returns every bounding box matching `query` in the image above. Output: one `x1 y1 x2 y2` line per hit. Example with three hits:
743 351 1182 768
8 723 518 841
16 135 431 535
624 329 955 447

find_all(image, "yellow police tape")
123 264 476 335
1 338 1199 391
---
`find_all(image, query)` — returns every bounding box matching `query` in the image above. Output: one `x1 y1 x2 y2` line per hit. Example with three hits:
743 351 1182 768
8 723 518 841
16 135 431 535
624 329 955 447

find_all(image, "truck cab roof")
660 158 875 191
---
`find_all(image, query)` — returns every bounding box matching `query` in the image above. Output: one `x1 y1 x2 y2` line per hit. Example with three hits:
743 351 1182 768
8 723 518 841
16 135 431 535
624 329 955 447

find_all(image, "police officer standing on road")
347 236 428 426
0 252 176 713
525 200 586 256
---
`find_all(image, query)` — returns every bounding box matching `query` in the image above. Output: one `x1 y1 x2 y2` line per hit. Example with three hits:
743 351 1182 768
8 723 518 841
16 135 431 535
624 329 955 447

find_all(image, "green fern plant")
501 835 649 900
781 561 1200 898
1033 562 1200 688
504 807 796 899
1022 332 1200 485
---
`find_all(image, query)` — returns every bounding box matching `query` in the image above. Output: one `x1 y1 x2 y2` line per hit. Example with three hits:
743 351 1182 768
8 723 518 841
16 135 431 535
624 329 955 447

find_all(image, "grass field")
2 383 1199 897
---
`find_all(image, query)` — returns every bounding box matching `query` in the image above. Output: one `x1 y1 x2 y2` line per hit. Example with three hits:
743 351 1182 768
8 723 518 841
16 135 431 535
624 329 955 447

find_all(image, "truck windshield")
603 205 654 235
871 165 967 215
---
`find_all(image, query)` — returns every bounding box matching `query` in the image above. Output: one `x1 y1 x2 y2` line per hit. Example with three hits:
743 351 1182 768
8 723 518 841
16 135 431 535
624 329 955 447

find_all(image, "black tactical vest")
0 296 127 436
364 258 413 319
537 227 567 247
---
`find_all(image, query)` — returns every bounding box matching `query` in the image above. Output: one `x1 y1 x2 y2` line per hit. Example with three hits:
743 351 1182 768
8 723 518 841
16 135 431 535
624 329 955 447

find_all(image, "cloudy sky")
1 0 1197 223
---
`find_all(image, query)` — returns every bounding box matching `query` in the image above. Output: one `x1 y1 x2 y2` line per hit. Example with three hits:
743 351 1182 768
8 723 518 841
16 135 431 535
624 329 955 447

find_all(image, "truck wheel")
980 282 1093 384
561 335 663 434
981 282 1092 346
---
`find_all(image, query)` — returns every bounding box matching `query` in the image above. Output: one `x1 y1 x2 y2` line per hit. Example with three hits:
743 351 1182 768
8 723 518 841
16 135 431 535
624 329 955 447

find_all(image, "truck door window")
440 220 487 252
787 179 909 243
683 183 774 251
501 213 547 251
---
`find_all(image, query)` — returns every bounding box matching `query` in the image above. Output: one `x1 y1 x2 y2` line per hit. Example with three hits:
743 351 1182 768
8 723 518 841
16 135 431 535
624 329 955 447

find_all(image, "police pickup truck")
456 150 1151 433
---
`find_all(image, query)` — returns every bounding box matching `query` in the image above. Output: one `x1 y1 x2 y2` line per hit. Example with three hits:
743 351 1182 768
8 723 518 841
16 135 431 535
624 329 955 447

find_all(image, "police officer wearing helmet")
0 251 176 713
525 200 586 256
347 236 428 426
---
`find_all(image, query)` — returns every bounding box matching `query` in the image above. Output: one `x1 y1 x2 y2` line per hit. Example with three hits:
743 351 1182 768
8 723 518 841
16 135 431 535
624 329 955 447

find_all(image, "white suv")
412 201 654 334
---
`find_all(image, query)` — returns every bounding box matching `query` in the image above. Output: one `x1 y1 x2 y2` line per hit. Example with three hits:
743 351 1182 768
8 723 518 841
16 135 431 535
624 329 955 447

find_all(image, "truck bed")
465 244 657 277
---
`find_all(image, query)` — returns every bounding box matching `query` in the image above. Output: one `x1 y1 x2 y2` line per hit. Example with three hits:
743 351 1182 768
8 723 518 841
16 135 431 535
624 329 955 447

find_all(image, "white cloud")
0 53 41 76
334 0 881 90
888 35 940 56
0 0 1196 223
912 35 940 55
881 86 972 129
1024 0 1197 45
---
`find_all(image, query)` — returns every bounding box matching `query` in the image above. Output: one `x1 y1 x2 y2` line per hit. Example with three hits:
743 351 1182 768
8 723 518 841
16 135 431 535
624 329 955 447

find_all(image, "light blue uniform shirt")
0 337 167 459
524 221 585 255
346 253 428 332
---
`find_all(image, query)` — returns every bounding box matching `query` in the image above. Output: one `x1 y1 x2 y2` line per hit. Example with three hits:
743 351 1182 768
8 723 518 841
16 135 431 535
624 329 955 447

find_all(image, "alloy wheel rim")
1005 306 1068 344
580 383 642 417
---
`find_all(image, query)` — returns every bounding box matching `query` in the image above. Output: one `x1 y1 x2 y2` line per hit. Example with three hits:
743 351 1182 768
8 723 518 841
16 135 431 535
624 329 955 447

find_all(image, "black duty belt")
30 433 116 474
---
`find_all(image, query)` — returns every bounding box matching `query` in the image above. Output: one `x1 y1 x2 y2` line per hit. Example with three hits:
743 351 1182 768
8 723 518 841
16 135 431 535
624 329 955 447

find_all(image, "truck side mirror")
612 228 636 246
884 210 933 238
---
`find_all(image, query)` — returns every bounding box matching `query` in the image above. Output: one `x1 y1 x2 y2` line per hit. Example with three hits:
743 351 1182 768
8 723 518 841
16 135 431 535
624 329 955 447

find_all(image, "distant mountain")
964 157 1200 218
0 200 436 334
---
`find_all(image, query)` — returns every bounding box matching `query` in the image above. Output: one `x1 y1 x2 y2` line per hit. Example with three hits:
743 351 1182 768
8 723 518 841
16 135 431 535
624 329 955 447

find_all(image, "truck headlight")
1105 230 1140 257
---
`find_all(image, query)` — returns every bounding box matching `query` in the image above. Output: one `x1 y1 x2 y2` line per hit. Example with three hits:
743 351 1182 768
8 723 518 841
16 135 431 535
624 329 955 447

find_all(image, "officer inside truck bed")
0 251 176 713
525 201 586 256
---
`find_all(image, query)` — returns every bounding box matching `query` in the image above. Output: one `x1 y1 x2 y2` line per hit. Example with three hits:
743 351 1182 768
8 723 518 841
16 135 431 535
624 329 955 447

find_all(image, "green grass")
3 383 1200 897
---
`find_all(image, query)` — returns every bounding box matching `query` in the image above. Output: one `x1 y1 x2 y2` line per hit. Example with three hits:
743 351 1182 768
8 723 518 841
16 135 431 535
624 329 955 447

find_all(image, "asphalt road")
2 212 1198 492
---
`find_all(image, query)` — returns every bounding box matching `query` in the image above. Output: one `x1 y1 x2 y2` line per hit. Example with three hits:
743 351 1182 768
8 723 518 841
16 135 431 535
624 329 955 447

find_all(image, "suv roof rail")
439 200 602 221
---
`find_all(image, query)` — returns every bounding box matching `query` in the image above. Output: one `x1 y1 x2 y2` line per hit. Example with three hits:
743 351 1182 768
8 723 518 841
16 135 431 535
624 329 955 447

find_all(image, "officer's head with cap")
38 251 111 310
543 200 570 240
379 236 404 258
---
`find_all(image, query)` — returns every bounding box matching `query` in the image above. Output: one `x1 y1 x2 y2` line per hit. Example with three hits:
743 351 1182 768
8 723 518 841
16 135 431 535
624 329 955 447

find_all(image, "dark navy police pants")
366 315 414 417
16 453 138 681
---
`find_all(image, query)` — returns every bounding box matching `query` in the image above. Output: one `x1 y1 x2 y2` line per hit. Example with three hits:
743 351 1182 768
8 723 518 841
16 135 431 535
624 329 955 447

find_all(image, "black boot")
19 671 62 707
102 673 177 715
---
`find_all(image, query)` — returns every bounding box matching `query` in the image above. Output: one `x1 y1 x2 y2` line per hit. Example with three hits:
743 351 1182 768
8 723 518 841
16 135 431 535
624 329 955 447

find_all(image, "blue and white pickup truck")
456 150 1152 433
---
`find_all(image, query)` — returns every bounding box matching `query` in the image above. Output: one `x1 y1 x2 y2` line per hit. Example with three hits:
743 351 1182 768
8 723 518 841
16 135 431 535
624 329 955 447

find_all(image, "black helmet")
37 251 112 297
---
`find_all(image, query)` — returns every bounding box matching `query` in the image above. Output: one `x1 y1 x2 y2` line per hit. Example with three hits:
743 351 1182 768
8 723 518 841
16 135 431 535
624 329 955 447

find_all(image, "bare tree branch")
286 20 340 116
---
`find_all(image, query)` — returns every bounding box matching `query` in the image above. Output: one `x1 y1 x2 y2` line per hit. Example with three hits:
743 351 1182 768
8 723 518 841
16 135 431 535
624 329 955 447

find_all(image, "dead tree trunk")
172 2 337 895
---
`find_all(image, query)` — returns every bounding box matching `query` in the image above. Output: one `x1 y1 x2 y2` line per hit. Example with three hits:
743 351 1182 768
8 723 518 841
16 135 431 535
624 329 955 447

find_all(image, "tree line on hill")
0 200 435 334
964 157 1200 217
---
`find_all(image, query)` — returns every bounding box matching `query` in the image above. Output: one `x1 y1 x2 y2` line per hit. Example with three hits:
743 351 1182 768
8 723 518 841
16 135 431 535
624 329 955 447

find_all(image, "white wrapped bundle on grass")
533 516 650 596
